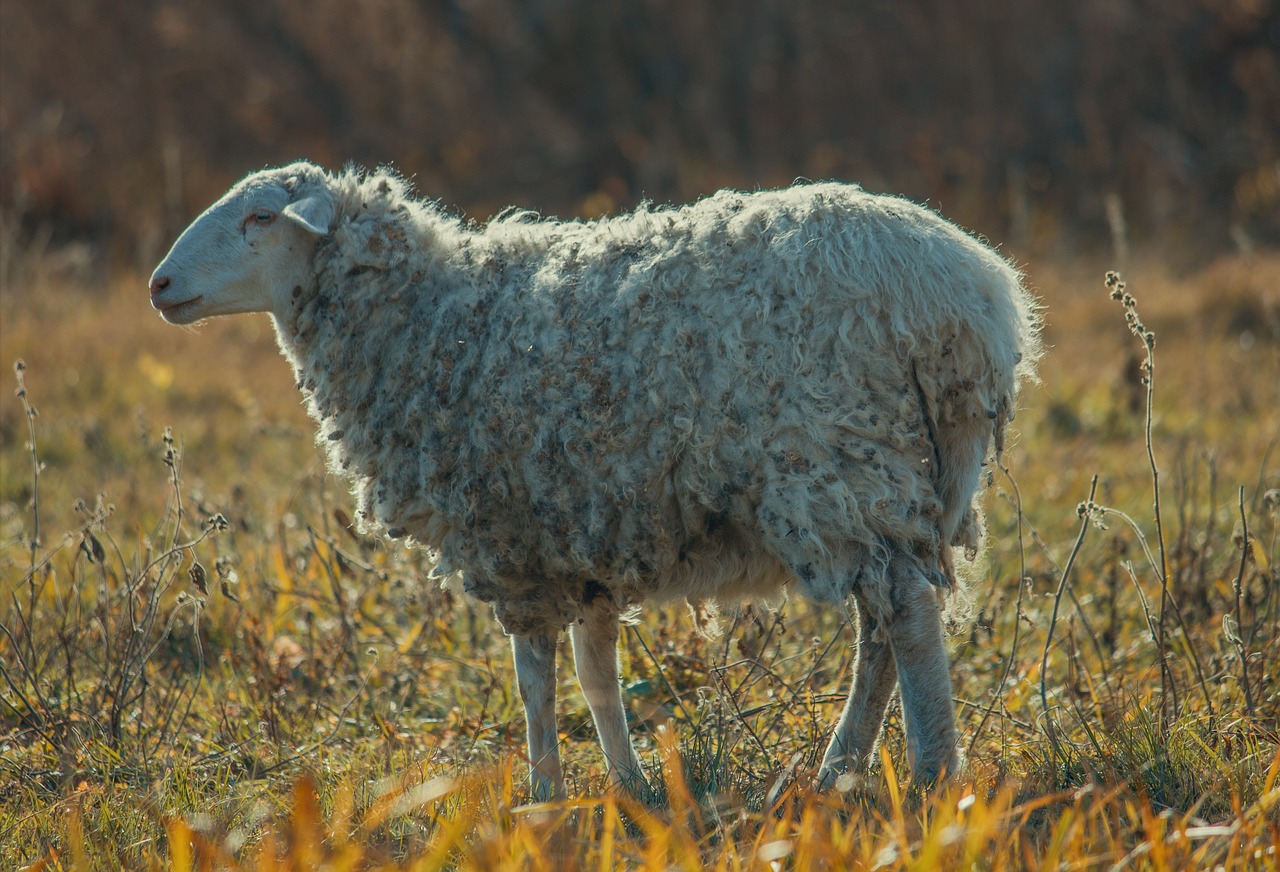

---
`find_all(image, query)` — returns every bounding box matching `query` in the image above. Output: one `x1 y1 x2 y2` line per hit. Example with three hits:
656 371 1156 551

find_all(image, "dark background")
2 0 1277 274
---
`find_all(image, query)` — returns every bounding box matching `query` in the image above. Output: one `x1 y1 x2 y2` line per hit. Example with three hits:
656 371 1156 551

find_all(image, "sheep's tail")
912 265 1037 629
912 375 1002 630
932 392 1013 629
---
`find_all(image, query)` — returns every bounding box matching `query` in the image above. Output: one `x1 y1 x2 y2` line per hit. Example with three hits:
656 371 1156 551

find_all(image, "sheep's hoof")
814 765 839 792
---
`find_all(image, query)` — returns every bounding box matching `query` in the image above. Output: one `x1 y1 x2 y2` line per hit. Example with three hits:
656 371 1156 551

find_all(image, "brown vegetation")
2 2 1279 867
2 0 1278 273
1 256 1277 867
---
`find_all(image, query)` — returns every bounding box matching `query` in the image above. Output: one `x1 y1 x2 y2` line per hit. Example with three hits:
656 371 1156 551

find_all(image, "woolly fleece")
271 165 1041 636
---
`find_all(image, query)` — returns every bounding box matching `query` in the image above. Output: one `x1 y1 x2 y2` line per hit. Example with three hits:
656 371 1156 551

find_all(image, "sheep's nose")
149 275 171 298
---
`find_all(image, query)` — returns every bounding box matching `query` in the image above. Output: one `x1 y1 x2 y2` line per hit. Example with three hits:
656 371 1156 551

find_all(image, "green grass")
1 254 1278 869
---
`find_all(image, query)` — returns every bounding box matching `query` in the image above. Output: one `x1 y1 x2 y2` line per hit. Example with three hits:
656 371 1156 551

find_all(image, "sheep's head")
149 162 335 324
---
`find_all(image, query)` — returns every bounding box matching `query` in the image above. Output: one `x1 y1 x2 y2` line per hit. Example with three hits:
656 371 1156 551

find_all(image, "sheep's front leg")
512 632 565 800
817 597 899 789
570 600 647 790
886 556 962 785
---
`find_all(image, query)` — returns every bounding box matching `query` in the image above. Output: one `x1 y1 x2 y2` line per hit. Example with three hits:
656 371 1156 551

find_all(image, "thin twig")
1040 475 1099 766
707 660 771 761
15 361 40 584
257 663 375 777
969 458 1030 758
1108 271 1174 732
1026 525 1115 700
6 360 57 735
1097 504 1215 725
307 526 362 671
1231 486 1257 717
627 624 694 724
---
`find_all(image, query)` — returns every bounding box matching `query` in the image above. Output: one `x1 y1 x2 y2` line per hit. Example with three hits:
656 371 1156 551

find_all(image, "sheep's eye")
246 209 276 227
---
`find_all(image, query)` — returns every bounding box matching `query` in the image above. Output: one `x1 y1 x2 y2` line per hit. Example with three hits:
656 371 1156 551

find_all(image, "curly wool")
273 168 1041 636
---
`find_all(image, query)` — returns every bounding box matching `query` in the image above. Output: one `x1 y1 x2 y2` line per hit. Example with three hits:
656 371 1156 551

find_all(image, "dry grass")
1 252 1278 869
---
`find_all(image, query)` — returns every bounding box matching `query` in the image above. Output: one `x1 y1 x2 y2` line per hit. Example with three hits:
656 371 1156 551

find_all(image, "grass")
1 250 1278 869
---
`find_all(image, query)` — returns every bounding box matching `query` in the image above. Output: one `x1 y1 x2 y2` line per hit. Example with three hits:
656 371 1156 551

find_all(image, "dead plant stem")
1040 475 1098 767
1232 486 1257 717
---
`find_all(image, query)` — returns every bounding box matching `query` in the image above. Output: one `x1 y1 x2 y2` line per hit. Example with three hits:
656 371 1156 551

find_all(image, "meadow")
1 250 1277 869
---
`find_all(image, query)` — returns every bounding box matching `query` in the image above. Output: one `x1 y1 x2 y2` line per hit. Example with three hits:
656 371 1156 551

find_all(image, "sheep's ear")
282 196 334 235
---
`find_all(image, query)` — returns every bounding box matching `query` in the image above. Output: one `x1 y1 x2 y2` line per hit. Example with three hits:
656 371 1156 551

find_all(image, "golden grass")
1 252 1278 869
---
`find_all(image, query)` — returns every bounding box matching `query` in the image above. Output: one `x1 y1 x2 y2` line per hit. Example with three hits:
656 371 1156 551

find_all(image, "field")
1 251 1278 869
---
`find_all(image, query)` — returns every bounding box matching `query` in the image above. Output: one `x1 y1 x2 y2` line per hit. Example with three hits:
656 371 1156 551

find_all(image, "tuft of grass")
2 255 1279 868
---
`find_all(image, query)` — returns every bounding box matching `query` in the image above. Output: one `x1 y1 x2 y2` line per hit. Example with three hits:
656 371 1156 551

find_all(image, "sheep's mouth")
157 295 204 323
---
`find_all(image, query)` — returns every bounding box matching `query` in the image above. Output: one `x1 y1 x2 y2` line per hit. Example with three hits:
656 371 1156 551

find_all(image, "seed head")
1263 489 1280 515
190 561 209 594
1106 271 1125 299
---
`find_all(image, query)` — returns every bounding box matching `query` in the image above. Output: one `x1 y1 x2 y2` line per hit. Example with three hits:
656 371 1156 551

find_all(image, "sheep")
149 161 1041 799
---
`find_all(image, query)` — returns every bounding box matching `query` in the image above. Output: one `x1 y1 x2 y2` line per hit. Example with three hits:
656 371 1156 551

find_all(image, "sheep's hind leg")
817 595 898 789
886 554 963 786
512 631 566 800
570 599 648 792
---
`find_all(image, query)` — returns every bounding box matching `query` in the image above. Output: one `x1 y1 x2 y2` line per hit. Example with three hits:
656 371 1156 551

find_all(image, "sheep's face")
149 163 334 325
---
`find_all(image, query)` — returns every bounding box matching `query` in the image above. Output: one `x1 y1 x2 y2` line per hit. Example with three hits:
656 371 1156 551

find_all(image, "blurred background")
1 0 1278 279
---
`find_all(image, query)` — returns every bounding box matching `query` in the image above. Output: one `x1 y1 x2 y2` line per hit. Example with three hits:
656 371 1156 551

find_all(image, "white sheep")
150 161 1041 799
